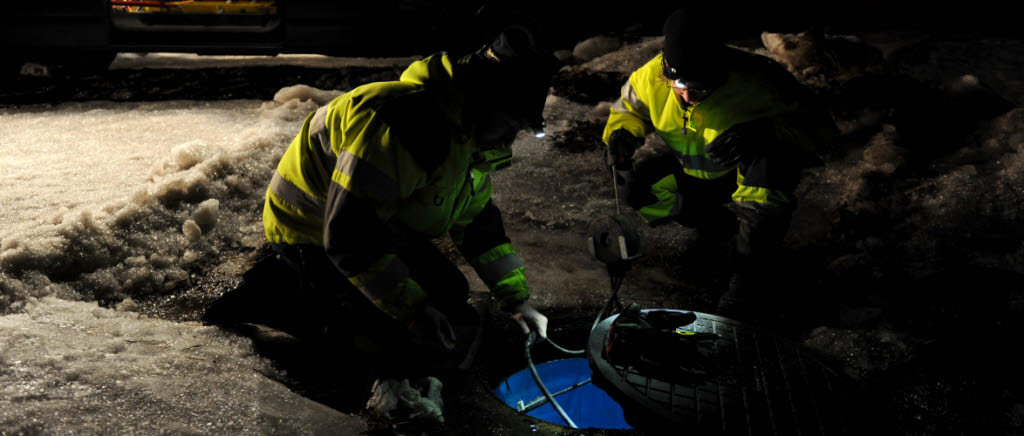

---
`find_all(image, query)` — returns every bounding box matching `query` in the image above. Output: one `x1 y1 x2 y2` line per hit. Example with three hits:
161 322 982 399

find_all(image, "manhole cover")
588 309 866 435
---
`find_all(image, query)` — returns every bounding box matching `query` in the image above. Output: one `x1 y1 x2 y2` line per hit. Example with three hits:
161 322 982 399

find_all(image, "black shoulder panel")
375 90 454 174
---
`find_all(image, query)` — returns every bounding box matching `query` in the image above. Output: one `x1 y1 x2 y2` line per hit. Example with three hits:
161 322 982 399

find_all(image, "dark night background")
2 2 1023 435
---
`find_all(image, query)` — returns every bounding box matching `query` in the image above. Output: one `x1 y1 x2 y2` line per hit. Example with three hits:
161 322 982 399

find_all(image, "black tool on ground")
585 213 643 331
586 214 643 274
602 303 717 386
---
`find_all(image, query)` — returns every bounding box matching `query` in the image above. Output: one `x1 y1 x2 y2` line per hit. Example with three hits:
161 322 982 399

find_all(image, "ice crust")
0 297 362 434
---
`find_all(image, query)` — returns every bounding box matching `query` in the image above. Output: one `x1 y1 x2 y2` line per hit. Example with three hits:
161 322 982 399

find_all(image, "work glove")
510 302 548 339
704 119 773 168
407 305 457 352
605 129 643 170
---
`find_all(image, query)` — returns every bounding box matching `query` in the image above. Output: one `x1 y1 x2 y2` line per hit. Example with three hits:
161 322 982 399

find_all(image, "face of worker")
674 86 698 105
475 109 530 150
669 79 713 105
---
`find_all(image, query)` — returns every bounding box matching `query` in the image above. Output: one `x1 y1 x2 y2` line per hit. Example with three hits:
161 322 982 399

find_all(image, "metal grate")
588 310 860 435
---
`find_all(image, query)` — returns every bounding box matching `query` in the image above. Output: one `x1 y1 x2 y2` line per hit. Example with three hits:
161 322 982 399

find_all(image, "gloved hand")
605 129 643 170
407 305 456 352
510 302 548 339
704 119 772 168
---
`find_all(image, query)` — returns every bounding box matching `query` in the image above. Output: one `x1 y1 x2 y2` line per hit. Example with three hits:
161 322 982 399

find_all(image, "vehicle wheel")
1 58 25 81
46 51 118 77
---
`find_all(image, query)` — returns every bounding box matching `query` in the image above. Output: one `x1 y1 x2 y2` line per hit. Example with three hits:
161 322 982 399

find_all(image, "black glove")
704 119 773 168
605 129 643 169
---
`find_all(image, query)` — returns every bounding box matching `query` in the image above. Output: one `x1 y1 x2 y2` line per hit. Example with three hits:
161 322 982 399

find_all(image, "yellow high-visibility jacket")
263 54 528 322
603 50 835 224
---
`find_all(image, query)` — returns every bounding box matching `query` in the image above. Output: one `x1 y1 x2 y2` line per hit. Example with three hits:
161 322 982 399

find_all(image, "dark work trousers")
270 237 473 358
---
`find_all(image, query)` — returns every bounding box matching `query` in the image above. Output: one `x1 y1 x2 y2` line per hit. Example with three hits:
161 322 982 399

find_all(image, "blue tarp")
493 358 632 429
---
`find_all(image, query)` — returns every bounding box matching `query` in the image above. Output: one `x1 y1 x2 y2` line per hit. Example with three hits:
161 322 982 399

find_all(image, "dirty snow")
0 297 364 434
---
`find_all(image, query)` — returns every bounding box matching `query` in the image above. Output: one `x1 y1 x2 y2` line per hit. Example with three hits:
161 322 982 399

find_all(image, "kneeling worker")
258 29 556 364
603 8 837 317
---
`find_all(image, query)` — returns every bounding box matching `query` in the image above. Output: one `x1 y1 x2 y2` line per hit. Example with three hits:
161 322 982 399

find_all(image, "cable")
518 269 626 429
525 332 578 428
591 272 624 332
541 337 585 355
517 258 632 429
533 272 623 358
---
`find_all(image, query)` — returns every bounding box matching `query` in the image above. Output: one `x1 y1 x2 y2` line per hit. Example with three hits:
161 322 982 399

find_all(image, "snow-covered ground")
2 29 1023 434
0 82 361 432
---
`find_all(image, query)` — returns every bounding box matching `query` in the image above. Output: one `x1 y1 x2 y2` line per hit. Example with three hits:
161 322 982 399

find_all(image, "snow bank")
0 97 321 313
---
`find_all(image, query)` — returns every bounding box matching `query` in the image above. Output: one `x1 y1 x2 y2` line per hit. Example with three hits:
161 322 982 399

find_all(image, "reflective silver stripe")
309 105 336 171
269 171 326 216
474 174 491 194
335 148 401 208
357 256 410 301
612 81 650 120
732 199 786 214
667 192 684 217
674 150 730 173
475 253 525 285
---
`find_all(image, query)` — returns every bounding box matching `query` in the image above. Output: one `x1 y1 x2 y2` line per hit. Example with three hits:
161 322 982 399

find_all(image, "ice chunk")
182 220 203 243
169 140 212 171
573 36 623 63
273 84 344 106
191 199 220 234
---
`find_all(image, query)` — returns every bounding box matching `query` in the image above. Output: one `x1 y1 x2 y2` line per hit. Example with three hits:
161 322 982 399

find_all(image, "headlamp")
669 78 713 103
662 54 720 103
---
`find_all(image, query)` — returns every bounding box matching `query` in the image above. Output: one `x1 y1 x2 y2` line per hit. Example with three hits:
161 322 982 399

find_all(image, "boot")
676 204 737 269
715 203 791 320
716 271 758 320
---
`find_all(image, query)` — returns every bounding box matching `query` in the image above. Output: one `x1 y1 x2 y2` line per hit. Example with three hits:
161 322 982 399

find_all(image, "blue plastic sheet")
493 358 632 429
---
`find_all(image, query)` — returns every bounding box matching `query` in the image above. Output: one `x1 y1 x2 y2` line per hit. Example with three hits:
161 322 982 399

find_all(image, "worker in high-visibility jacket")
603 8 836 316
262 29 556 357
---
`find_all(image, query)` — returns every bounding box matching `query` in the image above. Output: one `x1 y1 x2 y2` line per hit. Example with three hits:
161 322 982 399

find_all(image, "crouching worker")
205 29 556 406
603 8 836 318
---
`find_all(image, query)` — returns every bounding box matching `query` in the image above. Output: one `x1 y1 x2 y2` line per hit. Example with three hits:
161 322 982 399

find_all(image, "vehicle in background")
0 0 557 78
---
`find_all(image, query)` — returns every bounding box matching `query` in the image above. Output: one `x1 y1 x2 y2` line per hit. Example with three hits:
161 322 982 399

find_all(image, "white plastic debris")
365 377 444 424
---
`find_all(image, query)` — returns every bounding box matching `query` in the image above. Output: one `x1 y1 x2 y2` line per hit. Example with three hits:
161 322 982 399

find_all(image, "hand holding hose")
511 302 548 339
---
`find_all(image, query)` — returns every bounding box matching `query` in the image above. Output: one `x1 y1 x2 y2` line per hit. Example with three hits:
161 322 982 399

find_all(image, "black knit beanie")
661 8 726 86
